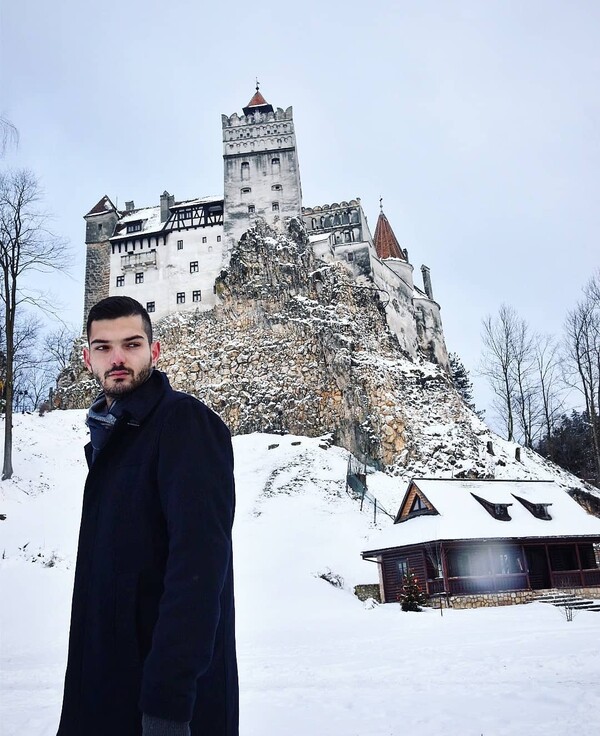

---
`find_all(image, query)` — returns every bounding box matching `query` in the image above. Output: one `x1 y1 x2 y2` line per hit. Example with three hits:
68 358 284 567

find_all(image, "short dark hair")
86 296 153 343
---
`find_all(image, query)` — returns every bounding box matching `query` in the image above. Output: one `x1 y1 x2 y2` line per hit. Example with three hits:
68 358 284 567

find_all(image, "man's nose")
110 347 126 365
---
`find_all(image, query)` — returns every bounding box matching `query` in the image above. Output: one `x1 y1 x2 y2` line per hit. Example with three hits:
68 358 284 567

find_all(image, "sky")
1 0 599 424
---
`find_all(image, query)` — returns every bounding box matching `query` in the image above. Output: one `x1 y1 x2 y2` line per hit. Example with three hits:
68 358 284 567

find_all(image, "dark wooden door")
525 546 550 589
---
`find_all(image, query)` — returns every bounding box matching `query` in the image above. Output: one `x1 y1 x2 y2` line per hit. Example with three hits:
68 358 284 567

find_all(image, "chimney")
125 200 135 212
421 265 434 300
160 190 175 223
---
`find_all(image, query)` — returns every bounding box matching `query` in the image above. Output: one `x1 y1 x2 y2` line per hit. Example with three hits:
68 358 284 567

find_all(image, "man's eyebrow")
90 334 146 346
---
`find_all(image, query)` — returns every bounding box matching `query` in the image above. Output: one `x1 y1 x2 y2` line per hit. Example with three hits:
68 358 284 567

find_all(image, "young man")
57 296 238 736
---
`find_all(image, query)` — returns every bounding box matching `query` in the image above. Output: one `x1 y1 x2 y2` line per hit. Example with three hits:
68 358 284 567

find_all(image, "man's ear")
151 341 160 366
83 346 92 373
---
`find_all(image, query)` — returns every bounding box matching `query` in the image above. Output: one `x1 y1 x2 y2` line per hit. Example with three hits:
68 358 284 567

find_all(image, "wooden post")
574 543 584 588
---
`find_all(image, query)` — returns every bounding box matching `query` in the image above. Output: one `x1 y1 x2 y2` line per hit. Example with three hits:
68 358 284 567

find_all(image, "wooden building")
361 479 600 604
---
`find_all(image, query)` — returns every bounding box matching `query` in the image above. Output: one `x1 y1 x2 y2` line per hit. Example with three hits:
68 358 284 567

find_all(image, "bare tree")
564 279 600 484
43 324 77 372
480 305 520 441
0 169 68 479
0 115 19 157
534 333 563 446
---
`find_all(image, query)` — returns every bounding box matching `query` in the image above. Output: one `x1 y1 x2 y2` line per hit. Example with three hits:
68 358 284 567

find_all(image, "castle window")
241 187 251 196
347 251 354 262
146 301 155 313
248 205 255 214
217 235 221 242
176 292 185 304
208 246 213 252
135 272 144 284
311 218 317 230
344 231 352 243
192 290 202 303
116 275 124 288
202 237 207 243
271 157 280 174
272 202 279 212
271 184 282 191
127 222 142 233
98 223 103 233
241 162 250 180
190 261 199 274
177 240 183 250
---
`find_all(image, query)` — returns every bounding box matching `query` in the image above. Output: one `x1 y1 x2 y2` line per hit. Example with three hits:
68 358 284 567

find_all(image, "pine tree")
397 569 428 612
449 352 481 416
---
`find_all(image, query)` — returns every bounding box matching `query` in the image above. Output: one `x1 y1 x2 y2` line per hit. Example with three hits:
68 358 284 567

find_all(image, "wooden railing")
447 573 529 595
552 569 600 588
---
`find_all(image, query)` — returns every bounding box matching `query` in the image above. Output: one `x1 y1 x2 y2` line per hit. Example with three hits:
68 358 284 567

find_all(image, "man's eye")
127 342 141 348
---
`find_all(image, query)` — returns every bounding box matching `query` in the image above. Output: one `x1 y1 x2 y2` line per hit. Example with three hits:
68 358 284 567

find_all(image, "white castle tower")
222 85 303 257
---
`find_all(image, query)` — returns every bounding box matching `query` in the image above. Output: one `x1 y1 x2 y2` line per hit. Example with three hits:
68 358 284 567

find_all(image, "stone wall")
448 587 600 609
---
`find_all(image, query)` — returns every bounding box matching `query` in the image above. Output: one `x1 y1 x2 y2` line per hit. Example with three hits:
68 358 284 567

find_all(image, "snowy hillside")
1 411 600 736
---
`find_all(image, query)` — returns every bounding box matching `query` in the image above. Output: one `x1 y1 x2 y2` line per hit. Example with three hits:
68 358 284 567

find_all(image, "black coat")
57 371 238 736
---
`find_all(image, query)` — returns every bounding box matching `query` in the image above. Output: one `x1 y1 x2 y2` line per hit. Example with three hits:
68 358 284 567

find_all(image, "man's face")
83 315 160 404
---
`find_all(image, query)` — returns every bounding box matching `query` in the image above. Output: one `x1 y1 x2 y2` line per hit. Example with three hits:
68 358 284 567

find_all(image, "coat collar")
115 369 171 425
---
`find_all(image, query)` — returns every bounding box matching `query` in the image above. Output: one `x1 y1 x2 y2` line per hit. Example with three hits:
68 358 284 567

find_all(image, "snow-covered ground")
1 411 599 735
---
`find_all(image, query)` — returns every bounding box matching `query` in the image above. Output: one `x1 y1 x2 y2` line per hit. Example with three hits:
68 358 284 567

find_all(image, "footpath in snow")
1 411 599 736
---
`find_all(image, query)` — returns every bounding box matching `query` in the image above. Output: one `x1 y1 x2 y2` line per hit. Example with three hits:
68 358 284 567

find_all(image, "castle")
83 86 448 367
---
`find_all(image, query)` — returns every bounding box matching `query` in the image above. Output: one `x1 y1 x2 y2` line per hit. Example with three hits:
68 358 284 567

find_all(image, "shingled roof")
373 210 406 261
85 195 117 217
243 86 274 116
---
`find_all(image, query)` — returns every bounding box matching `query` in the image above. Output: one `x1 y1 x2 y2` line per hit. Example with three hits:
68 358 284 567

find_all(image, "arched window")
271 157 280 175
311 218 317 230
241 162 250 180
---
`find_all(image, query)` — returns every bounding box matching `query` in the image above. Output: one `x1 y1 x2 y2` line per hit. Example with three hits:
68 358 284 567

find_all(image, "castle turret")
373 210 407 261
83 196 119 327
222 85 303 258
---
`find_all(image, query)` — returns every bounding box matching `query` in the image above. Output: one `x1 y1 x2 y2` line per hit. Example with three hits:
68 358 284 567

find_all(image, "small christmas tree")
398 570 428 612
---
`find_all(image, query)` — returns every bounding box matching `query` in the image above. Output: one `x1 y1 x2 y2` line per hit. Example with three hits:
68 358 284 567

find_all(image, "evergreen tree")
536 410 597 486
398 569 428 612
449 352 481 415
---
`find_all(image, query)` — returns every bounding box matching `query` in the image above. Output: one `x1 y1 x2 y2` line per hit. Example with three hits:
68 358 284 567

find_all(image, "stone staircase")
535 592 600 612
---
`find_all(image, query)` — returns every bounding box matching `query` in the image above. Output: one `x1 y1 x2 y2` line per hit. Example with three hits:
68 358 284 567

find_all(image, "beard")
94 362 154 401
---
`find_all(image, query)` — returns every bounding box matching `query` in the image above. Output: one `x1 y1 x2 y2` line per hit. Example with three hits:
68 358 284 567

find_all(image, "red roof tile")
246 90 269 109
85 195 117 217
373 211 406 260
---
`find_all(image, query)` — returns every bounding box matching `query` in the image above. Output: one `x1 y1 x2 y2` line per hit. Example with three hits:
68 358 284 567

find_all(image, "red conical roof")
373 211 406 260
243 84 274 116
85 195 117 217
246 89 269 109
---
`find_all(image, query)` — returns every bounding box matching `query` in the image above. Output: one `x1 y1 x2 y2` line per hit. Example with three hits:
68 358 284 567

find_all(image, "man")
57 296 238 736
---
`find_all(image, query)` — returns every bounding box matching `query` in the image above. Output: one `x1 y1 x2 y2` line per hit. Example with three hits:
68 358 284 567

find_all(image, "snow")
364 479 600 552
1 411 600 735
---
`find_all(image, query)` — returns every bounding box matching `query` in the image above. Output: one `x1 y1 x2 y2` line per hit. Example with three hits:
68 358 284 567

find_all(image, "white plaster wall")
370 253 419 359
109 225 225 322
413 297 449 368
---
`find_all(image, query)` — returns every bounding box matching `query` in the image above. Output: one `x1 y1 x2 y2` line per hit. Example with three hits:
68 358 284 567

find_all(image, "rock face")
52 220 566 481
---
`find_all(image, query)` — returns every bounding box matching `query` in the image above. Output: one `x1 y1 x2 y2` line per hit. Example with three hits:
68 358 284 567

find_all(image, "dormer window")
471 493 512 521
127 221 142 233
512 495 552 520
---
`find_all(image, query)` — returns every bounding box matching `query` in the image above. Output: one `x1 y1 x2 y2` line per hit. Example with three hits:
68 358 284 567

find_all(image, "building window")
397 559 409 580
271 157 280 174
146 301 155 313
190 261 199 273
177 240 183 250
192 290 202 303
127 222 142 233
217 235 221 242
135 272 144 284
98 223 103 232
176 292 185 304
208 245 213 252
241 187 251 196
202 236 207 243
272 184 282 191
241 162 250 180
347 251 354 262
116 275 124 287
248 205 255 214
272 202 279 212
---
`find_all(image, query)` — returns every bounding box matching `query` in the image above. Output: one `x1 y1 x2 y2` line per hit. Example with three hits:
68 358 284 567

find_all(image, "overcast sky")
2 0 599 425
